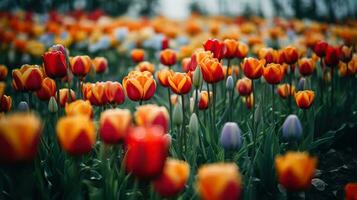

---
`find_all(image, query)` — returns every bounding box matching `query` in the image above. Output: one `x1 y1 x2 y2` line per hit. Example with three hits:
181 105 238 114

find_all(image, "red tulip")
324 46 340 67
43 50 67 79
203 39 227 61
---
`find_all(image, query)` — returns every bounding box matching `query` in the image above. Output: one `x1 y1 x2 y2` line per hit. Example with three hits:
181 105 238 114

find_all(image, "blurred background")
0 0 356 21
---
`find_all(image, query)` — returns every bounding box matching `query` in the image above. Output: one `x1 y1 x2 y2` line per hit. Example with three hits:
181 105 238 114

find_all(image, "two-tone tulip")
135 104 169 133
236 77 252 96
263 63 285 84
56 115 96 156
92 57 108 74
105 81 125 105
136 61 155 74
100 109 131 144
198 91 210 110
43 50 67 79
283 46 299 64
70 55 92 78
275 151 317 191
160 49 177 67
0 95 12 112
0 65 8 81
57 89 76 107
295 90 315 109
168 72 192 95
277 84 295 99
131 49 145 63
199 57 225 83
157 69 174 87
196 163 242 200
242 57 265 79
338 45 353 63
223 39 238 59
235 41 249 59
122 71 156 101
203 39 226 61
259 47 277 64
65 100 93 118
36 77 56 101
298 58 315 76
12 64 44 91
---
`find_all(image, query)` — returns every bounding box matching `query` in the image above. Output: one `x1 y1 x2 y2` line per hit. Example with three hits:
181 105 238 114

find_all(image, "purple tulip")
282 114 302 141
220 122 242 150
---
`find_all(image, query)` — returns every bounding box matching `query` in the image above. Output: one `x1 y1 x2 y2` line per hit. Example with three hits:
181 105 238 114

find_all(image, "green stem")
252 80 256 156
168 88 173 132
56 79 61 115
181 94 186 157
212 83 217 138
28 92 32 109
130 179 139 200
288 65 293 114
331 66 334 105
272 84 276 134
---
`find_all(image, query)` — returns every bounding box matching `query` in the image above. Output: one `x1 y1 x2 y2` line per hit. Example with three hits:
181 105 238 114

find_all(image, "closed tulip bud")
282 114 302 141
223 39 238 59
153 159 190 197
203 39 227 61
0 65 8 81
298 58 315 76
0 95 12 112
70 55 92 78
100 108 131 144
263 63 285 84
17 101 29 112
226 76 234 90
65 100 93 118
295 90 315 109
170 94 178 105
0 113 42 162
345 183 357 200
277 84 295 99
193 66 202 89
275 151 317 191
196 163 242 200
199 57 225 83
36 77 56 101
131 49 145 63
43 50 67 79
189 113 199 134
220 122 242 150
242 57 265 79
157 69 174 87
245 93 254 110
283 46 299 64
297 78 306 91
190 97 194 113
313 41 328 58
236 41 249 59
12 64 44 91
92 57 108 74
236 77 252 96
160 49 177 66
125 126 169 180
173 102 183 125
48 96 58 113
136 61 155 74
135 104 169 133
198 91 210 110
324 46 339 67
105 81 125 105
338 45 353 63
56 115 96 156
122 71 156 101
168 72 192 94
259 48 277 64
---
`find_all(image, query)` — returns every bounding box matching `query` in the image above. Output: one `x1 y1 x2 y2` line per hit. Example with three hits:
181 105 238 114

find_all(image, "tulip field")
1 9 357 200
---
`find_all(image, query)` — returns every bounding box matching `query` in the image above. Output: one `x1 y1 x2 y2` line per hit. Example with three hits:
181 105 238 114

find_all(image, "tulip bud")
297 78 306 91
193 66 202 89
226 76 234 90
48 96 58 113
17 101 29 112
190 97 194 113
189 113 199 135
220 122 242 150
282 114 302 142
173 102 183 126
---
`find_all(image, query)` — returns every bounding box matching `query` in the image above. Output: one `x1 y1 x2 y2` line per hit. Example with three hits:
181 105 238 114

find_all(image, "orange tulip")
36 77 56 101
196 163 242 200
82 82 106 106
56 115 96 156
12 64 43 91
223 39 238 59
70 55 92 78
0 95 12 112
135 104 169 133
43 50 67 79
199 57 225 83
283 46 299 64
153 159 190 197
275 151 317 191
198 91 210 110
136 61 155 74
181 57 191 72
242 57 265 79
258 48 277 64
345 183 357 200
104 81 125 105
263 63 285 84
157 69 174 87
0 113 42 162
160 49 177 66
57 89 76 107
65 100 93 118
295 90 315 109
338 45 353 63
92 57 108 74
168 72 192 94
236 41 249 59
0 82 4 97
277 84 295 99
100 108 131 144
131 49 145 63
122 71 156 101
236 77 252 96
298 58 315 76
223 66 239 77
0 65 8 81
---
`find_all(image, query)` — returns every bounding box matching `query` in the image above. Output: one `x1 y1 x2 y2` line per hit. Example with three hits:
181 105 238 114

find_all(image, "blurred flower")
92 57 108 74
173 102 183 125
198 91 210 110
43 50 67 79
168 72 192 95
131 49 145 64
324 46 339 67
153 158 190 197
245 93 254 110
70 55 92 78
263 63 285 84
283 46 299 65
277 84 295 99
295 90 315 109
193 67 202 89
157 69 174 87
36 77 56 101
298 58 315 76
65 100 93 118
196 163 242 200
56 115 96 156
160 49 177 67
12 64 44 91
339 57 357 77
0 95 12 113
220 122 242 150
104 81 125 105
57 89 76 107
135 104 169 133
0 65 8 81
235 41 249 59
282 114 302 141
17 101 29 112
345 183 357 200
338 45 353 63
275 151 317 191
125 126 169 180
236 77 252 96
136 61 155 74
123 71 156 101
242 57 265 79
181 57 191 72
199 57 225 83
0 82 4 97
48 96 58 113
0 113 42 162
223 39 238 59
203 38 226 61
259 48 277 64
313 41 328 58
26 40 45 57
100 108 131 144
226 76 234 90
